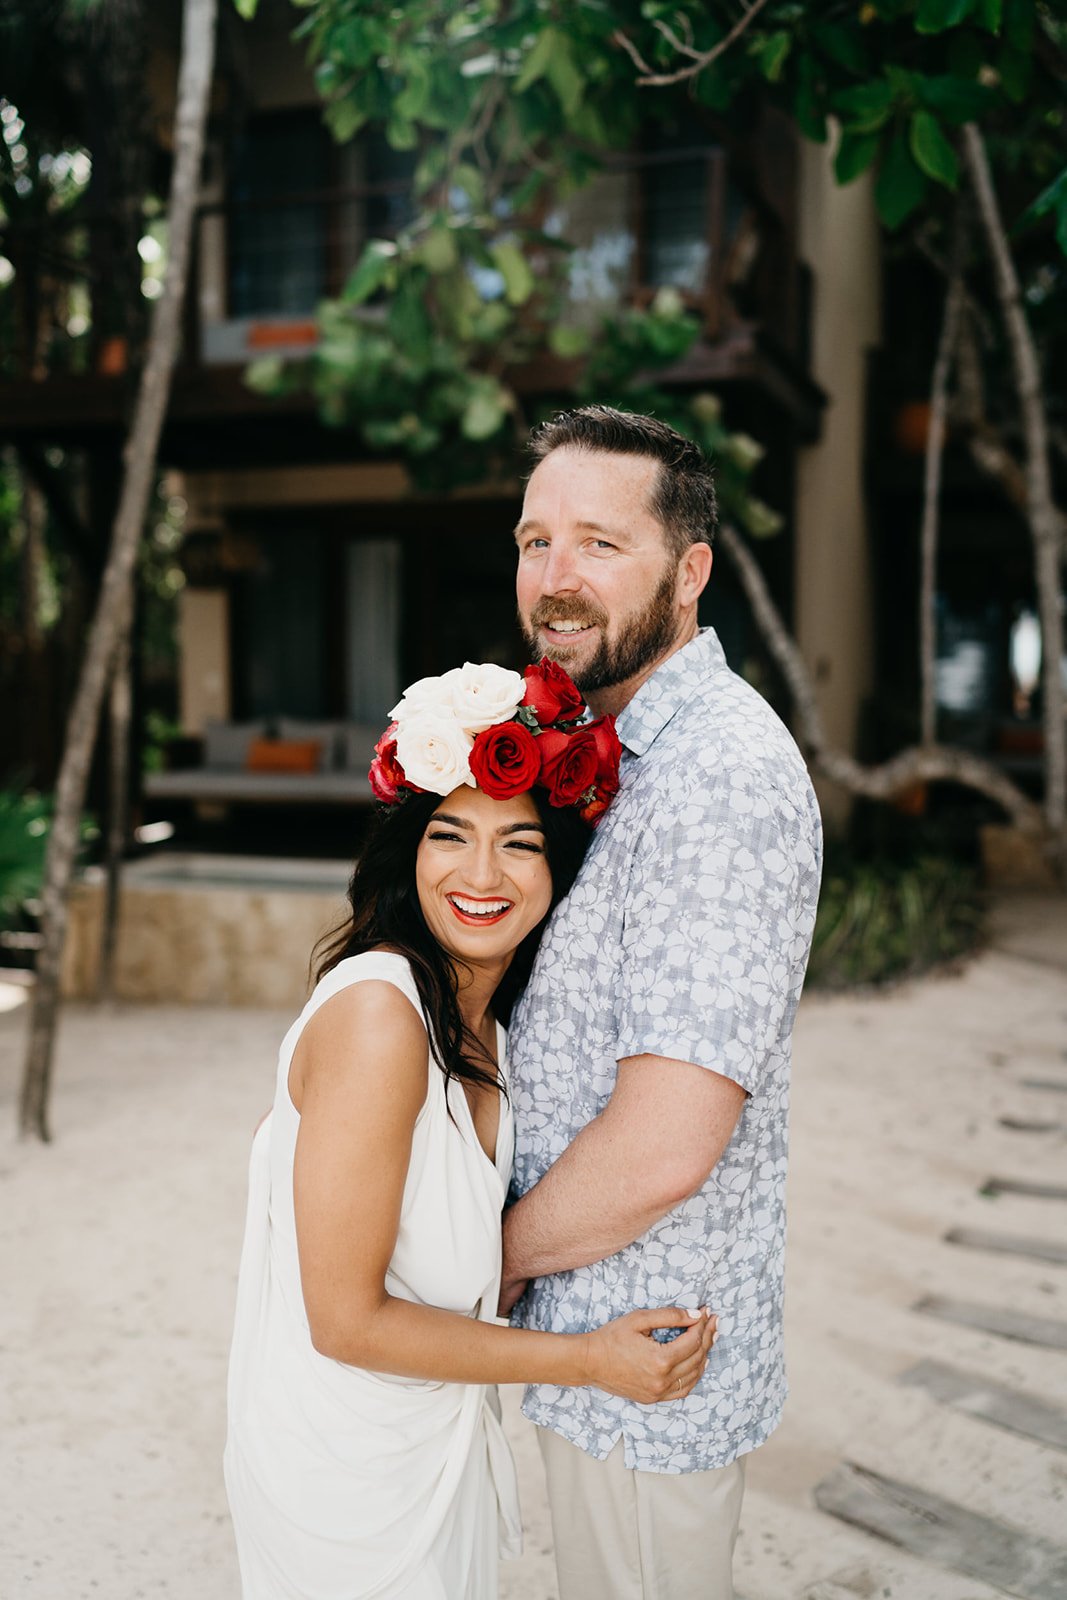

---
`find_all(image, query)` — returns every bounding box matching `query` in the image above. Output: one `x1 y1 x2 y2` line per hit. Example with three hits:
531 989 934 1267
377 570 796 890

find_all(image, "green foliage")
249 0 1064 500
0 454 22 628
1015 165 1067 254
142 711 183 775
0 789 50 928
599 0 1063 234
910 109 960 187
806 855 985 990
290 0 644 199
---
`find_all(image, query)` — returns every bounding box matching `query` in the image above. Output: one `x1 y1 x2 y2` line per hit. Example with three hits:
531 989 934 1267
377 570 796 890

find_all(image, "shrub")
806 855 984 991
0 788 50 929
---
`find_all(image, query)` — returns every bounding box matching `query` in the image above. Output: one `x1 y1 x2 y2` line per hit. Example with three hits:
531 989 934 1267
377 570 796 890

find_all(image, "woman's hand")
580 1307 717 1403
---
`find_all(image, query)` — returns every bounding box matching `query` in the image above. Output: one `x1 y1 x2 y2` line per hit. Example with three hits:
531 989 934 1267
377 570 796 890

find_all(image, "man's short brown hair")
527 405 717 560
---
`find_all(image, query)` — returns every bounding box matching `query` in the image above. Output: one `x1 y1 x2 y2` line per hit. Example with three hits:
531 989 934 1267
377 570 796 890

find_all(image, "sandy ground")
1 894 1066 1600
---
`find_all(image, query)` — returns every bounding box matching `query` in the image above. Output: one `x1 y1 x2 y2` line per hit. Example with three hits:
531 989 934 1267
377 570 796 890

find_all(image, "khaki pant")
537 1427 745 1600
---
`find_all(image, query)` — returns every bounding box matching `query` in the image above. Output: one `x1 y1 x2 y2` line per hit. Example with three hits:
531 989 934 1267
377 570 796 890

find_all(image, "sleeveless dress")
224 951 523 1599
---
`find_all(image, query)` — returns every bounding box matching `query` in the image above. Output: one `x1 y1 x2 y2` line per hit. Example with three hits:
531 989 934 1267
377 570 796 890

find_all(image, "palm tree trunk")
19 0 218 1140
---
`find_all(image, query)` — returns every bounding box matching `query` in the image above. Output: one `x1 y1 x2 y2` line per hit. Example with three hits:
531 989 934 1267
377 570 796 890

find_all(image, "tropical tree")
18 0 218 1141
256 0 1065 854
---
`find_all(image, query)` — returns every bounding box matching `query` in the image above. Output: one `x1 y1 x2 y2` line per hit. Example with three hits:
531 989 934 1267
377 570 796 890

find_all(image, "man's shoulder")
643 662 815 816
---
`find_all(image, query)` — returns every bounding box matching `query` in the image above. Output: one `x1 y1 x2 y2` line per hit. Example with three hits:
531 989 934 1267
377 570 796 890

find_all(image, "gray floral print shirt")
509 627 823 1472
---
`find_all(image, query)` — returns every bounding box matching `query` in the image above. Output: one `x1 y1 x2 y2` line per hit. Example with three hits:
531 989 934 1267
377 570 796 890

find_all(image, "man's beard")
520 562 679 694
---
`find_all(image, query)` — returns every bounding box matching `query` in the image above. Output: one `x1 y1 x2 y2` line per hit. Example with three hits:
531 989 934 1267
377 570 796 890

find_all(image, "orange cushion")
246 737 322 774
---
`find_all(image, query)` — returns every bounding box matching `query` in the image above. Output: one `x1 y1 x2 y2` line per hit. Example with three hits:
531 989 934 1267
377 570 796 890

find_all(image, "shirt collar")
614 628 727 757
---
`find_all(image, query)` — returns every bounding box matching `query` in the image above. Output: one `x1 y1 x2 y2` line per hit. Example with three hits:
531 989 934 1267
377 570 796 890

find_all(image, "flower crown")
369 659 622 826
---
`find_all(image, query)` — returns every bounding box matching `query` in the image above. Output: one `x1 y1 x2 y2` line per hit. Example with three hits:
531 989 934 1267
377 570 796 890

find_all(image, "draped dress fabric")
224 951 522 1600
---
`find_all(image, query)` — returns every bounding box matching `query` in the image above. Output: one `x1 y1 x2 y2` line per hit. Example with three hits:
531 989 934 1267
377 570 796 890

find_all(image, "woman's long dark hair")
314 788 592 1099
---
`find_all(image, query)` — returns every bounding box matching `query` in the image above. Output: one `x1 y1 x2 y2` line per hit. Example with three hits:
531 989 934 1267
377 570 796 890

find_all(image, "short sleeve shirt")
509 628 822 1473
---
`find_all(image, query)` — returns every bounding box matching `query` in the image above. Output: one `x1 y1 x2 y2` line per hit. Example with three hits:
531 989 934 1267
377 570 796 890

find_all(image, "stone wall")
62 867 348 1008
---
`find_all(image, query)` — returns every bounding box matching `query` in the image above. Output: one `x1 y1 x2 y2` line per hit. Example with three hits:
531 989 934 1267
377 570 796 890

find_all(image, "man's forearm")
504 1116 673 1284
502 1055 748 1290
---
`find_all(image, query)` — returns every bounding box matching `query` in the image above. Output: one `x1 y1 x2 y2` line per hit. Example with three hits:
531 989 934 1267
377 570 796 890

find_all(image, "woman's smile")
446 894 515 925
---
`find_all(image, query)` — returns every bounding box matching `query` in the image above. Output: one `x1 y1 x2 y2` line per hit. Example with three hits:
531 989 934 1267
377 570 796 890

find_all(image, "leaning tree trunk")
18 0 218 1141
919 210 966 748
96 594 134 1001
961 123 1066 852
717 522 1043 832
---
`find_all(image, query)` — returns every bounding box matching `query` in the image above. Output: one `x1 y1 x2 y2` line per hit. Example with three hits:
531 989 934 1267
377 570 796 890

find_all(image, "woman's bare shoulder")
308 973 425 1043
291 967 428 1110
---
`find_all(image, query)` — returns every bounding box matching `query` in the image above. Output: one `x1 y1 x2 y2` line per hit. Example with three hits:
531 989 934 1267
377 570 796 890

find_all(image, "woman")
225 660 717 1600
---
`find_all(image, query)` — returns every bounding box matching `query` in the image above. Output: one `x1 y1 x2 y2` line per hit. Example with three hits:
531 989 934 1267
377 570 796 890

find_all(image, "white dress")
224 951 522 1599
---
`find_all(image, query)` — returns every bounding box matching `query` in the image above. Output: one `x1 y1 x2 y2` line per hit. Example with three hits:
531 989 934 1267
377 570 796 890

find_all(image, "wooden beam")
981 1176 1067 1202
898 1359 1067 1452
815 1463 1067 1599
944 1226 1067 1266
913 1294 1067 1349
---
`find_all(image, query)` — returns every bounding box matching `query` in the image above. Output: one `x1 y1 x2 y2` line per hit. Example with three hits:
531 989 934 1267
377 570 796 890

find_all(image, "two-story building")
3 0 1043 863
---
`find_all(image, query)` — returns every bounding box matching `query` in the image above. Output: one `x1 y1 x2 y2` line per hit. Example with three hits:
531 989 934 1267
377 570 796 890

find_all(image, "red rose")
579 791 611 826
522 659 586 727
469 721 542 799
586 715 622 795
369 723 419 803
537 726 598 807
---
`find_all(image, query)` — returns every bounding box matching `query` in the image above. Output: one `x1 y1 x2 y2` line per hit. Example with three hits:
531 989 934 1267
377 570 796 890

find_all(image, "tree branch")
717 522 1043 834
961 122 1066 838
651 18 706 62
611 27 657 79
919 208 966 746
614 0 774 89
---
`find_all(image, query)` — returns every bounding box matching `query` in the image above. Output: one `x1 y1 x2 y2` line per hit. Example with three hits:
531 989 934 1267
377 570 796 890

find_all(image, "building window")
641 155 712 295
226 115 416 320
228 110 331 317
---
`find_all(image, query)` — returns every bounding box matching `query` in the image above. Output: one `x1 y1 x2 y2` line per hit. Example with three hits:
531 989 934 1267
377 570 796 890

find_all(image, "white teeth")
450 896 511 917
548 620 589 633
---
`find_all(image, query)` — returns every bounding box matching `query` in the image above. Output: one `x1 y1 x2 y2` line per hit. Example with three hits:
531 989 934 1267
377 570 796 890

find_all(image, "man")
502 406 822 1599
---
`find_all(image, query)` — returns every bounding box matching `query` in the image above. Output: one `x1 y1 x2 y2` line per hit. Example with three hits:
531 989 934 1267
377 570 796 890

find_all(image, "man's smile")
539 618 599 646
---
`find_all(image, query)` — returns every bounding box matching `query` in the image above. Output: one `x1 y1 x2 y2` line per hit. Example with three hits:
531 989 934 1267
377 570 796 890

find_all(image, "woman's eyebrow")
429 813 545 836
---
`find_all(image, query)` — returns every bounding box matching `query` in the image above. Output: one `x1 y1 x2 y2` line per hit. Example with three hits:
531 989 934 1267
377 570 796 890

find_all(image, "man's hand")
503 1053 746 1284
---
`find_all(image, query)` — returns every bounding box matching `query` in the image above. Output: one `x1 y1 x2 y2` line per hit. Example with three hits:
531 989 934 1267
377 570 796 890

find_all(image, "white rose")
394 712 474 794
389 667 463 724
449 661 526 734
